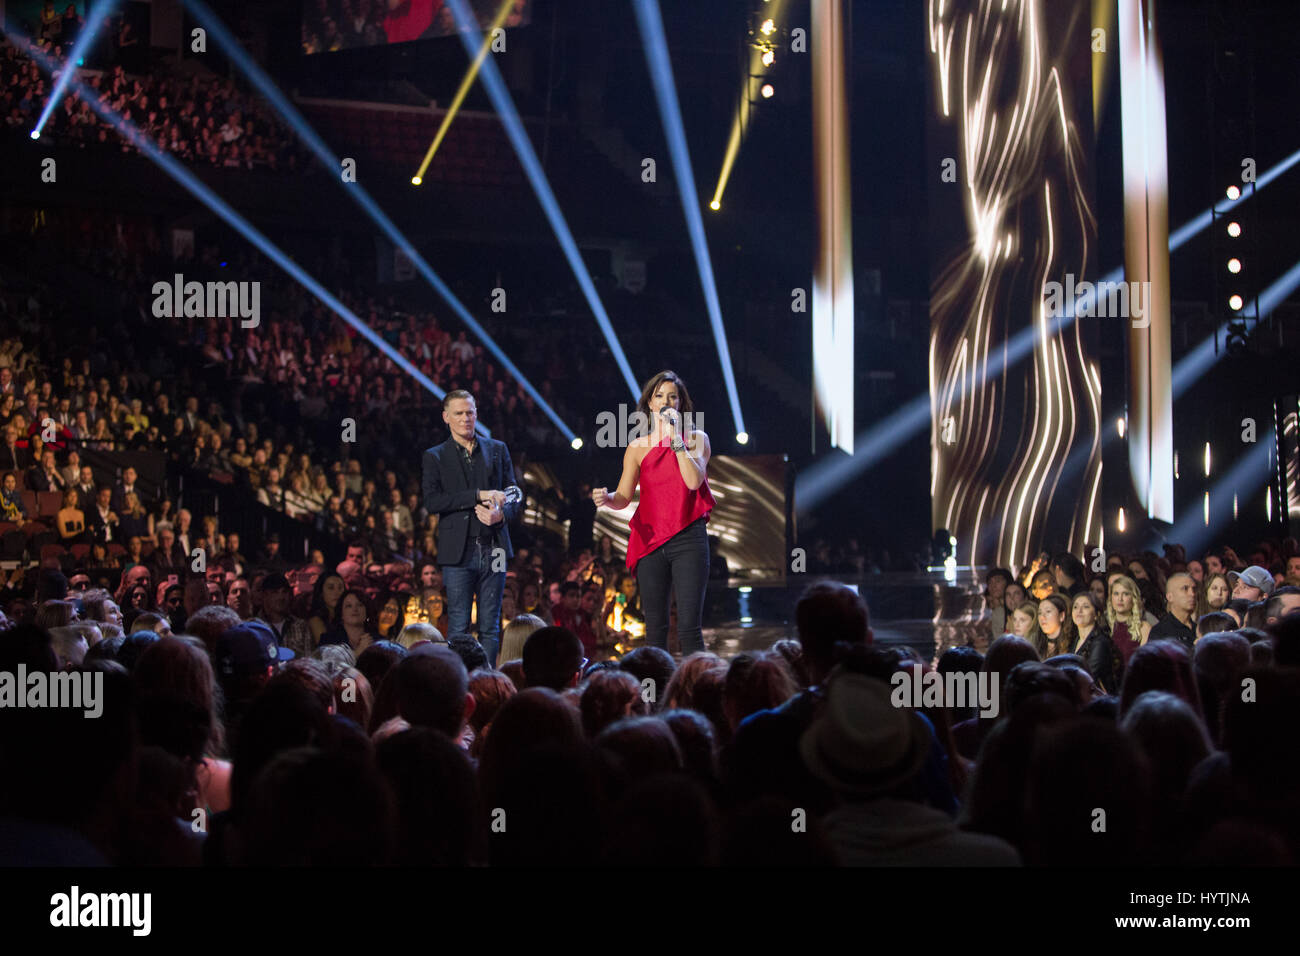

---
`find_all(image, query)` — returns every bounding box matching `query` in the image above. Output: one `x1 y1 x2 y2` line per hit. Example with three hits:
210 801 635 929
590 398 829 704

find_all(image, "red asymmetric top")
625 436 715 572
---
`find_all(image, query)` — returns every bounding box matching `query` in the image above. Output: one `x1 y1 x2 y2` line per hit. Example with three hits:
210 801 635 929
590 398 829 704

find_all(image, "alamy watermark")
594 403 703 449
890 667 999 718
151 273 261 327
0 666 103 718
1042 274 1150 328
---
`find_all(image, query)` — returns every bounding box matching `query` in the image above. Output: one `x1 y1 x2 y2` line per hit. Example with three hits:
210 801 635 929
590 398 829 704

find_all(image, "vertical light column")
812 0 854 453
1118 0 1173 522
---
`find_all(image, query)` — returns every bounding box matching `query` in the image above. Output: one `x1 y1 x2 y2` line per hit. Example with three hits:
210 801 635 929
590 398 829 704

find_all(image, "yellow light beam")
710 0 789 209
413 0 516 186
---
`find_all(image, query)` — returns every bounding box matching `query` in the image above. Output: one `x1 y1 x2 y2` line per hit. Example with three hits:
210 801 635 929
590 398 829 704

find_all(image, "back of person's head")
662 651 726 711
595 716 684 791
616 646 676 709
794 581 871 681
477 687 584 806
768 638 810 688
983 634 1041 702
375 726 486 866
467 668 517 734
499 658 526 690
1120 691 1212 803
722 652 798 732
1025 719 1153 865
1004 662 1081 715
1193 631 1252 744
132 636 221 761
241 745 393 866
395 621 444 649
1196 611 1237 638
1119 639 1203 722
270 658 336 713
581 668 646 738
334 667 373 731
661 709 719 786
446 635 489 673
84 633 126 665
35 599 76 632
184 603 242 656
389 646 470 739
230 681 335 815
355 640 407 696
521 626 585 691
116 630 162 673
499 613 546 663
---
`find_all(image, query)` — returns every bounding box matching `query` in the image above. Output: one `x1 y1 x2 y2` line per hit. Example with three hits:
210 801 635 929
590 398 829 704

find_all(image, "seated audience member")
801 672 1020 865
520 626 586 692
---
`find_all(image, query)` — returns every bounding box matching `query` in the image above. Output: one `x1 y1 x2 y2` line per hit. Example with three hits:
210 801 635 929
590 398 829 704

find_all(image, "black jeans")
636 517 709 655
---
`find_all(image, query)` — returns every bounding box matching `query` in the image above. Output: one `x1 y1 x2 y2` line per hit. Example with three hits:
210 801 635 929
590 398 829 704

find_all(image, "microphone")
658 407 679 427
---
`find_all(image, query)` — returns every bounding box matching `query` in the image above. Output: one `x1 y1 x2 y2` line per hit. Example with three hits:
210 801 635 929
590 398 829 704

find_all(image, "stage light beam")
178 0 578 443
443 0 640 399
632 0 748 440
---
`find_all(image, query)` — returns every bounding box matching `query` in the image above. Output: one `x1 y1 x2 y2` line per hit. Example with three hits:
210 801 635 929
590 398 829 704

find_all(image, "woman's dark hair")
355 640 407 697
308 573 345 628
1119 639 1204 723
132 636 224 760
373 589 407 641
635 370 695 421
1036 592 1076 657
721 652 796 731
580 669 645 738
375 727 486 866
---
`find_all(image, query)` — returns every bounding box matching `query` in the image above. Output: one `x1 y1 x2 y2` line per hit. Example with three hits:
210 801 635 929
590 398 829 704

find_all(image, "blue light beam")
16 34 490 439
32 0 121 138
631 0 746 438
179 0 574 443
443 0 641 399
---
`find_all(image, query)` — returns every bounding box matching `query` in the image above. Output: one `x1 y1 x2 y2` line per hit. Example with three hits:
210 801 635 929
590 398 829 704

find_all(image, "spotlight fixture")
1227 258 1241 274
570 436 583 450
411 176 422 185
1225 185 1240 200
760 18 775 35
736 431 749 444
1227 221 1241 238
761 49 775 67
29 129 39 139
1228 294 1243 311
709 199 721 210
760 84 774 98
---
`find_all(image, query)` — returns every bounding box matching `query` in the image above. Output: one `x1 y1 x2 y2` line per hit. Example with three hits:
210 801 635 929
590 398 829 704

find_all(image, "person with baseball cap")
215 621 294 746
1229 566 1275 603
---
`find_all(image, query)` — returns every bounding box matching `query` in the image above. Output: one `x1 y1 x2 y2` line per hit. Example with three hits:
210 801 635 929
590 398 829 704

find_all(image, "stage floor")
696 570 988 662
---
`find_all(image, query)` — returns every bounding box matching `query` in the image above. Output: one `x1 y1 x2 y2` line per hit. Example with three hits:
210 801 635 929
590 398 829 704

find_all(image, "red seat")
21 491 37 517
37 491 63 517
0 521 16 536
40 543 66 563
70 544 91 560
21 521 47 538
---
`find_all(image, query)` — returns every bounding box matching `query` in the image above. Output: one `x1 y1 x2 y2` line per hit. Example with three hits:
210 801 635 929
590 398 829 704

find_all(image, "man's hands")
476 489 506 526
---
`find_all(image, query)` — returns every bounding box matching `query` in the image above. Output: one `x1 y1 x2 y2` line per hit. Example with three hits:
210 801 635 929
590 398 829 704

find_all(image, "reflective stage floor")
697 570 988 663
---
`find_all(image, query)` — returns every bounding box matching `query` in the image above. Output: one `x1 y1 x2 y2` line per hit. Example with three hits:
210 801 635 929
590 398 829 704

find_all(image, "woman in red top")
592 371 715 655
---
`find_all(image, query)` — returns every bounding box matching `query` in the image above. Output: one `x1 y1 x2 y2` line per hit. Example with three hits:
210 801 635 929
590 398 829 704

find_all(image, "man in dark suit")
422 390 521 665
111 466 141 512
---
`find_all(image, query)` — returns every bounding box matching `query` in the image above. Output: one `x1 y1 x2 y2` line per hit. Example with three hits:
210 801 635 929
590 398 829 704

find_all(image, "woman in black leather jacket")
1069 591 1121 693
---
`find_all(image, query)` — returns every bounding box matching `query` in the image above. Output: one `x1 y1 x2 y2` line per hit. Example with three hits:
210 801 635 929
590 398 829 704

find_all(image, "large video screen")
302 0 532 54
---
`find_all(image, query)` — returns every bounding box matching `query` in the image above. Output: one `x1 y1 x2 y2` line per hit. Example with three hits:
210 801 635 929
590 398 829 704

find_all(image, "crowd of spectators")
2 36 306 172
4 565 1299 866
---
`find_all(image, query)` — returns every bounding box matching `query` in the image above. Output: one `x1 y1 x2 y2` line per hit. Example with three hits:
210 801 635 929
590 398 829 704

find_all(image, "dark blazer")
422 436 520 567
